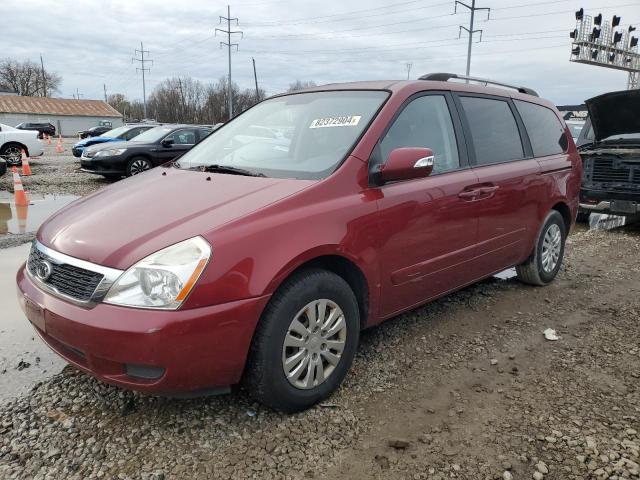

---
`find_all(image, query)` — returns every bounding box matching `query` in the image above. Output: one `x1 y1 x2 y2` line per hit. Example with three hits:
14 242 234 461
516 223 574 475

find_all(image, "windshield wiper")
200 164 266 177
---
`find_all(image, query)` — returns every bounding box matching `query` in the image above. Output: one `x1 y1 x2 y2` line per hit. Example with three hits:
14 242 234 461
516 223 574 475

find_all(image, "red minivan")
17 74 582 412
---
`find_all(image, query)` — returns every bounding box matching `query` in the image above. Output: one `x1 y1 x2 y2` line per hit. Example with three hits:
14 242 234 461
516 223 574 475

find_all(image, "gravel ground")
0 138 112 197
1 225 638 479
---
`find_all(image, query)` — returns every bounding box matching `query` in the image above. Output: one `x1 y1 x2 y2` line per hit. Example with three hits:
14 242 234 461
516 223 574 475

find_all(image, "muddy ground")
0 224 638 479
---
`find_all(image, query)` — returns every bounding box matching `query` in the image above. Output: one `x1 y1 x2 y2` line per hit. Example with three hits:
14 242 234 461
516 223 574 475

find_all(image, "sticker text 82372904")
309 115 361 129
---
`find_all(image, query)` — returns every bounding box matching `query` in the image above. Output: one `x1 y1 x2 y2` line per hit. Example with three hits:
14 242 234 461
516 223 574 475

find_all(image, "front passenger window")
380 95 460 175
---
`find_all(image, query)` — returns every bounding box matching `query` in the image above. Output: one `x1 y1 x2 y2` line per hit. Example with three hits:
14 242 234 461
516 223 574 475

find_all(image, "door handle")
458 190 480 200
478 185 499 195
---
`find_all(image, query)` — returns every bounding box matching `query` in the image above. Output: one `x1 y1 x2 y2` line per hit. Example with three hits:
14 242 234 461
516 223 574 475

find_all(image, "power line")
132 42 153 118
456 0 490 77
216 5 243 119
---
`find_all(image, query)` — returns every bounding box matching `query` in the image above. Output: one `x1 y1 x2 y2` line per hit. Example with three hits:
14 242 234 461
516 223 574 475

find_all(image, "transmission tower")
216 5 243 119
455 0 490 76
132 42 153 119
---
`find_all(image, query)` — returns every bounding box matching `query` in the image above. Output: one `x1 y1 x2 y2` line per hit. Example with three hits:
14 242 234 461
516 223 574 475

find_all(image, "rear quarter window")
459 96 524 166
514 100 566 157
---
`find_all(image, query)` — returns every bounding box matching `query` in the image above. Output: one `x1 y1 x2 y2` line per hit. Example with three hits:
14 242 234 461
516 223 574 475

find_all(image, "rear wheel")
243 269 360 412
126 157 152 176
516 210 566 286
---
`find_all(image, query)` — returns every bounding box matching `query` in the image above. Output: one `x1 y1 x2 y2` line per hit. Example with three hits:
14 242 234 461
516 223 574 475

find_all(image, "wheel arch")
265 250 372 330
1 141 29 157
550 201 572 232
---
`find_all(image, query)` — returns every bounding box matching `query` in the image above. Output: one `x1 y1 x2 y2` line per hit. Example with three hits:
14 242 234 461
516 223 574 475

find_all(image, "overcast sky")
2 0 639 104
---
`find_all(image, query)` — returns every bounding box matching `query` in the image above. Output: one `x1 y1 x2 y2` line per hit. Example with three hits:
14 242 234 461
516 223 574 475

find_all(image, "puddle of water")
0 193 79 235
0 243 66 403
494 267 517 280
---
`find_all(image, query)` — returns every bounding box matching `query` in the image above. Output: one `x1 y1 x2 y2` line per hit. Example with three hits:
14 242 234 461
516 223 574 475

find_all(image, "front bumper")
80 156 127 175
17 264 270 395
580 187 640 216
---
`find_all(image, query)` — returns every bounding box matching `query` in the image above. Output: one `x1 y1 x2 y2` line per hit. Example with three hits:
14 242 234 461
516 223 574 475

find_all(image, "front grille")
587 157 640 184
27 245 104 302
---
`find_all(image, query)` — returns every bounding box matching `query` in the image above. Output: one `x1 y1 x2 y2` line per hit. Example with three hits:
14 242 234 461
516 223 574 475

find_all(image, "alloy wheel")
130 159 151 175
541 223 562 273
281 299 347 390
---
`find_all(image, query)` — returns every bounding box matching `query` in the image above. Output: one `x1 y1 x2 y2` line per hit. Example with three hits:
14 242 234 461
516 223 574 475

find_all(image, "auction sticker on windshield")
309 115 361 128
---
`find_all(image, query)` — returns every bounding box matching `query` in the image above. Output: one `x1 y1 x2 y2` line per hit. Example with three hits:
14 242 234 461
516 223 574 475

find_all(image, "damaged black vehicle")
577 89 640 221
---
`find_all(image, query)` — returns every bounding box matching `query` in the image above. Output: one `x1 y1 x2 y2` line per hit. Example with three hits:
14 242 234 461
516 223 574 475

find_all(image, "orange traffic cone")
46 134 52 145
56 135 64 153
12 167 30 207
16 204 28 234
21 149 32 176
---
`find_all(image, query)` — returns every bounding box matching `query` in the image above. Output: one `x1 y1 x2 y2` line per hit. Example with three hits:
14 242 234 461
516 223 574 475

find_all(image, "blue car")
72 125 155 157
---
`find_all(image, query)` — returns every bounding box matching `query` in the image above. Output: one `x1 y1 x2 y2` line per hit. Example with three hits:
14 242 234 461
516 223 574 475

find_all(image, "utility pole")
252 57 259 100
39 54 47 97
455 0 490 77
103 83 108 102
132 42 153 119
406 62 413 80
216 5 242 120
72 88 83 100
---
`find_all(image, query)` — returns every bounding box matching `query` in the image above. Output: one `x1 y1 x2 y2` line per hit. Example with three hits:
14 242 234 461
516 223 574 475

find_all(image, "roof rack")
418 73 539 97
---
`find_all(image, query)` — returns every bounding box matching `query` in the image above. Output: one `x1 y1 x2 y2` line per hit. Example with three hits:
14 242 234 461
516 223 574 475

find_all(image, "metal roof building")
0 95 123 136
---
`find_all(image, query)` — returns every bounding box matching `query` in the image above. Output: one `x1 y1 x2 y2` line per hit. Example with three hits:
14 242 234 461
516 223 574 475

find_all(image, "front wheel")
243 269 360 412
516 210 566 286
126 156 152 176
0 144 24 166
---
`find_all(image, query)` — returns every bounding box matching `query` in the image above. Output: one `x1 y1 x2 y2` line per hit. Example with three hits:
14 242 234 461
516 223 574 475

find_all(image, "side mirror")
378 147 434 183
161 138 174 147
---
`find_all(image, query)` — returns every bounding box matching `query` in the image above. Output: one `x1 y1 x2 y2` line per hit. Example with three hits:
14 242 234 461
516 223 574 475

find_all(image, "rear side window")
459 96 524 166
380 95 460 175
514 100 566 156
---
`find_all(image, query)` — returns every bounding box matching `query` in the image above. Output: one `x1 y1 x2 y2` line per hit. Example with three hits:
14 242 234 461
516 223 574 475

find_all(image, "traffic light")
594 13 602 26
613 31 623 44
591 49 599 60
612 15 621 27
571 46 581 56
631 36 638 48
590 27 601 41
608 53 616 62
570 29 578 39
575 8 584 21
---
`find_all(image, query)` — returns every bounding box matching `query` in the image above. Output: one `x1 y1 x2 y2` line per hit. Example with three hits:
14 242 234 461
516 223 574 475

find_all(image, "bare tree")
287 80 317 92
0 58 61 96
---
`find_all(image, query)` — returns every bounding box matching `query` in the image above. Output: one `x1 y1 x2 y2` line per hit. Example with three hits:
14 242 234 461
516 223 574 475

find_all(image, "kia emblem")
36 260 53 281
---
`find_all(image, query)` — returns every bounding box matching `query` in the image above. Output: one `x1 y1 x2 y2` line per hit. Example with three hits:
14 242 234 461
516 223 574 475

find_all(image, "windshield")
176 90 389 179
131 126 175 143
100 126 132 138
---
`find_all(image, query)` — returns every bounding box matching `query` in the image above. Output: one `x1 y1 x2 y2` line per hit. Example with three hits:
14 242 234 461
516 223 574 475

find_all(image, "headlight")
95 148 127 157
103 236 211 309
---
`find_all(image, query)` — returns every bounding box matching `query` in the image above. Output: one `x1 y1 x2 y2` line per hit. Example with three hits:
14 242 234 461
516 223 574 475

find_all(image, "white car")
0 123 44 165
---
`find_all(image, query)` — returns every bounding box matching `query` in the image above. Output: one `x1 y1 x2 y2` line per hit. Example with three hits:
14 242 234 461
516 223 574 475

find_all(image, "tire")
126 156 152 177
0 143 25 166
243 269 360 412
516 210 566 286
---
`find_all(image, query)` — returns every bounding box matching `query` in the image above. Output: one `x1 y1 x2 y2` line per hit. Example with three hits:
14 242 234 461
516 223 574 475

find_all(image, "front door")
156 128 197 164
373 92 482 318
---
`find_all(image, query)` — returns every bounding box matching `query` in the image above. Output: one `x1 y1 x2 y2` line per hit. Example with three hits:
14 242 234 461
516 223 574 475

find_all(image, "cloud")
1 0 638 103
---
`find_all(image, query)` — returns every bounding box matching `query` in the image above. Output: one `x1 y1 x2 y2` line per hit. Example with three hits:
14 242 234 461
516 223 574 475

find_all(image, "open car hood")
585 89 640 141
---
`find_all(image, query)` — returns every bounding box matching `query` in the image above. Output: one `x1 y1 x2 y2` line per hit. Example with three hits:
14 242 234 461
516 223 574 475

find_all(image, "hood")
37 166 315 270
75 137 118 148
585 89 640 141
85 140 130 153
